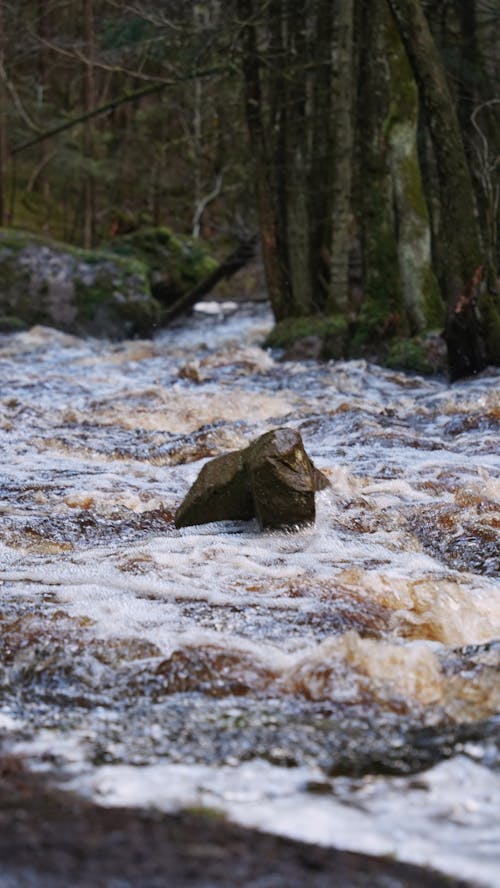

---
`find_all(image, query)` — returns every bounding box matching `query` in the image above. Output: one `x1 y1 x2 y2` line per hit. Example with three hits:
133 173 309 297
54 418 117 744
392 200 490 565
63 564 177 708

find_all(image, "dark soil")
0 756 477 888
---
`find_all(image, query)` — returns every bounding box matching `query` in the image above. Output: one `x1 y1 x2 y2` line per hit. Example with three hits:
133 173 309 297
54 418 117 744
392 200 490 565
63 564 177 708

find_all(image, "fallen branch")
162 236 257 324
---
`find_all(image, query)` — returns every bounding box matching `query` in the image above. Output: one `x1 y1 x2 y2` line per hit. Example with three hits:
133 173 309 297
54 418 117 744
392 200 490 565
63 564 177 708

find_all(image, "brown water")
0 302 499 885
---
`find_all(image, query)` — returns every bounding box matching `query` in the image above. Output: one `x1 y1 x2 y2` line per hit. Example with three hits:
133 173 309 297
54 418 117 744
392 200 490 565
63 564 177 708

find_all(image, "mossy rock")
0 314 28 333
107 227 218 307
383 333 447 375
0 228 161 339
265 315 349 361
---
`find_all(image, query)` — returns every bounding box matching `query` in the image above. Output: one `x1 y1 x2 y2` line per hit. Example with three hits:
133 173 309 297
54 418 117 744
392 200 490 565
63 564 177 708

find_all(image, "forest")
0 0 499 380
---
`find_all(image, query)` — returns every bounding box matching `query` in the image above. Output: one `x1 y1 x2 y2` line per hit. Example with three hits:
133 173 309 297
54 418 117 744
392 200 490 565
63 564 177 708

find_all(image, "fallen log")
162 236 257 323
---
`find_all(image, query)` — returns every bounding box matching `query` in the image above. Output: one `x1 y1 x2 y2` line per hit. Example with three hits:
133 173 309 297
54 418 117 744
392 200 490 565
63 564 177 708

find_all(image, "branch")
192 171 224 238
0 61 43 133
162 237 257 323
12 65 231 155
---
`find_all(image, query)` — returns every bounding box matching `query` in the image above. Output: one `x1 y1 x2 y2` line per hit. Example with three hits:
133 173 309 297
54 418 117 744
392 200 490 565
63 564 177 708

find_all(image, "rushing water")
0 301 499 886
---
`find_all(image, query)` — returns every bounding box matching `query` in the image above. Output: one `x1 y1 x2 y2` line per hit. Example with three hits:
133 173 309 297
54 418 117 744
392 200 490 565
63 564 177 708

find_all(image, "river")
0 300 499 886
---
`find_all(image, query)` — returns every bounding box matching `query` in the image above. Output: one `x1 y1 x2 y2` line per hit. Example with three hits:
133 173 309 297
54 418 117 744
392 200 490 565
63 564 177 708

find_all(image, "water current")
0 301 499 885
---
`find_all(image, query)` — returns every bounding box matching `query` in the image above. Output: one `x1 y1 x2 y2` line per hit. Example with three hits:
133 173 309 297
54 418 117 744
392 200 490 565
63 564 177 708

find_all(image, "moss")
73 261 160 336
265 315 348 350
356 174 405 347
108 227 217 304
481 292 500 364
400 155 428 222
0 315 27 333
114 293 162 337
351 281 403 352
384 334 447 375
0 227 159 338
383 11 418 133
184 805 227 822
422 266 445 329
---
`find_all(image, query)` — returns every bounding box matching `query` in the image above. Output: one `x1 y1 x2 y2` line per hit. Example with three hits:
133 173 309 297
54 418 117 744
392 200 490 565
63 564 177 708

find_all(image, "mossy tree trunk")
386 0 500 378
384 10 442 334
426 0 500 286
0 0 6 227
357 0 406 346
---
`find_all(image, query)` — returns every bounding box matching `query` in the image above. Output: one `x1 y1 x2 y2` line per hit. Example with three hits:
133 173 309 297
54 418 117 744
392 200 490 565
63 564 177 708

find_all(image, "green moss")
108 227 217 302
400 155 428 222
383 11 418 132
0 227 159 338
265 315 347 349
422 266 445 329
482 293 500 364
0 314 27 333
384 335 447 375
184 805 227 822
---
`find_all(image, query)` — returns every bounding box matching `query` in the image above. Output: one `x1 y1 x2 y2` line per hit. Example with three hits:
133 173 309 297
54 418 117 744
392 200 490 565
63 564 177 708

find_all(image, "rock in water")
173 449 254 529
248 428 326 529
175 428 329 530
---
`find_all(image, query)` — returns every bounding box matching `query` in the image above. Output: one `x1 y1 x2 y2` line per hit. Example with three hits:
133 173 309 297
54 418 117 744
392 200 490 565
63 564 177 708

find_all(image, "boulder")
106 227 218 310
0 228 160 338
175 428 329 531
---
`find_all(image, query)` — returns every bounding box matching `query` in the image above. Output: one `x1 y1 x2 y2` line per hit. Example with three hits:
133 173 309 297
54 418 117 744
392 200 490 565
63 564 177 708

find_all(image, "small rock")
175 428 329 531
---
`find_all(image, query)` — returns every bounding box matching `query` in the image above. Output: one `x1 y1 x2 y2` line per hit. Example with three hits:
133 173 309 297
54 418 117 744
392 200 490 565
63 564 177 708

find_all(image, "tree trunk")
283 0 313 315
0 0 6 226
327 0 355 315
83 0 96 249
384 10 442 334
357 0 405 346
386 0 499 378
238 0 289 320
309 2 334 309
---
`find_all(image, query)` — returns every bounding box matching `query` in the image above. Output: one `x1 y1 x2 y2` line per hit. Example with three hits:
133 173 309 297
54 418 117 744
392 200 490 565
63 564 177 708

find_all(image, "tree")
386 0 500 378
0 0 6 226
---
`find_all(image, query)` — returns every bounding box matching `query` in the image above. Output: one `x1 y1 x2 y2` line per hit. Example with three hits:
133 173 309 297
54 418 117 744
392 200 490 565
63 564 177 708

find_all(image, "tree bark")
283 0 314 315
0 0 6 226
238 0 289 320
328 0 355 314
357 0 405 345
384 9 442 334
386 0 499 379
83 0 96 248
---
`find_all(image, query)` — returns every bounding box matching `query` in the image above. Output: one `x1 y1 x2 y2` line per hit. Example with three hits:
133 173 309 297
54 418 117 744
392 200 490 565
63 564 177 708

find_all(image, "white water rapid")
0 301 499 886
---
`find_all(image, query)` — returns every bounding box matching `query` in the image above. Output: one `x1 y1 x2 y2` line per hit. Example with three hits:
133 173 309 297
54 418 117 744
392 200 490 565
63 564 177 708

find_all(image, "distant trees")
0 0 246 245
0 0 498 379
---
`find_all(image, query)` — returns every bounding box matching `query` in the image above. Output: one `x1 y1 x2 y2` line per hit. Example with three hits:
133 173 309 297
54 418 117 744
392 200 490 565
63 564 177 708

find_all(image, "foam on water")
1 301 499 883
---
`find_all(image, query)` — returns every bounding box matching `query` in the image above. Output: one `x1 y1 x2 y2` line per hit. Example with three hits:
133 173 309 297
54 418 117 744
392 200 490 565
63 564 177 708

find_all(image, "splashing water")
0 302 499 885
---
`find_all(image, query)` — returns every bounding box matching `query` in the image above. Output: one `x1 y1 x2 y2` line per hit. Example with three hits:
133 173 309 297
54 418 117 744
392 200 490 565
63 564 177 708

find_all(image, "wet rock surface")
0 759 477 888
175 428 330 529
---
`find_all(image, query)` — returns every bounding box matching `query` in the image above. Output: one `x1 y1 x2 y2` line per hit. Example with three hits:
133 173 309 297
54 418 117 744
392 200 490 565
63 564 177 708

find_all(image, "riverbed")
0 301 499 886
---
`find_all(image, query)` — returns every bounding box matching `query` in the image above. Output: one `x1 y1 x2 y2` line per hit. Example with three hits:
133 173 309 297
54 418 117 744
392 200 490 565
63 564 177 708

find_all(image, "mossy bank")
0 228 161 338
